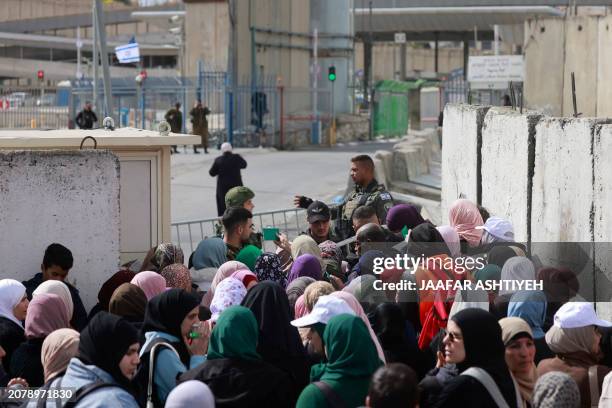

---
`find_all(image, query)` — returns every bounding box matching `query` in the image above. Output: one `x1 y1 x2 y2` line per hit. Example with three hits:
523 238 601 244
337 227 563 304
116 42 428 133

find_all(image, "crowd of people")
2 153 612 407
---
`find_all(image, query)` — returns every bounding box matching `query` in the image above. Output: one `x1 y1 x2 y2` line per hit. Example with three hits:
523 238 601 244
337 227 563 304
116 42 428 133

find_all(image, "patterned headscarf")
201 260 248 307
254 252 287 288
319 240 342 276
160 264 192 292
153 243 184 271
210 277 247 322
532 371 580 408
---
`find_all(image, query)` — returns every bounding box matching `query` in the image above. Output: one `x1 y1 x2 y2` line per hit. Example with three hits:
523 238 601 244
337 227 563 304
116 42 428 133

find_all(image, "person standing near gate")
190 100 211 154
75 101 98 129
164 102 182 154
209 143 248 216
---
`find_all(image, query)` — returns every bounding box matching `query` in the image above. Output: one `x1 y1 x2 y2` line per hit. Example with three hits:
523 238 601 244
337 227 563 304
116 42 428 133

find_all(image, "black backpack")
132 338 180 408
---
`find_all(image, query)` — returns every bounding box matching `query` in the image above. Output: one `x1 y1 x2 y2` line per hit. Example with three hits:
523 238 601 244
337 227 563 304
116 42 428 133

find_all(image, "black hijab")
407 222 451 258
78 312 139 389
141 288 200 365
241 281 309 404
450 308 517 406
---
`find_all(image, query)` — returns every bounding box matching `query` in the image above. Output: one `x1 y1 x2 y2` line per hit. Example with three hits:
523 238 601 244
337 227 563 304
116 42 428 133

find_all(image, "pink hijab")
294 294 308 319
231 269 258 288
201 261 248 307
330 291 387 364
25 293 70 339
130 271 167 300
437 225 461 258
449 199 484 247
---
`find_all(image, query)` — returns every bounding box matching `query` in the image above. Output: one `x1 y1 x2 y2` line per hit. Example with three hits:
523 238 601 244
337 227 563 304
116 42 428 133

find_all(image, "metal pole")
312 28 320 144
92 3 98 115
368 0 373 141
434 31 439 74
76 26 82 79
400 43 406 81
279 84 284 149
494 25 499 56
94 0 113 120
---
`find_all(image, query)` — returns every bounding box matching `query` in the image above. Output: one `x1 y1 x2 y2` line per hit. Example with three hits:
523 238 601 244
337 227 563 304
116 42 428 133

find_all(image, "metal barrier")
0 87 70 129
172 206 309 257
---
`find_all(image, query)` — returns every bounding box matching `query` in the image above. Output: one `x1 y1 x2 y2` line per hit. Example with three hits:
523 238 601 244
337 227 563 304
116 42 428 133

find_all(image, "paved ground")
170 140 401 222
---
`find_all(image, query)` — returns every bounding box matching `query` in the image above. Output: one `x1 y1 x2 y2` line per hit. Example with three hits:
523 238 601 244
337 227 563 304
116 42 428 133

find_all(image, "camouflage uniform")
331 180 394 240
226 242 241 261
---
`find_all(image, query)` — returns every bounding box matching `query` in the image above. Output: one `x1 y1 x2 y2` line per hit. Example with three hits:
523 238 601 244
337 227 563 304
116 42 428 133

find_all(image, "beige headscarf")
41 328 80 382
291 235 325 270
33 280 74 322
499 317 537 406
545 325 597 357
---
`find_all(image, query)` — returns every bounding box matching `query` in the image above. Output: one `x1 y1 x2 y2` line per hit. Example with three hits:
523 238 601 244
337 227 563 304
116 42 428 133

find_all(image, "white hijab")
165 380 215 408
33 280 74 320
0 279 26 327
500 256 535 296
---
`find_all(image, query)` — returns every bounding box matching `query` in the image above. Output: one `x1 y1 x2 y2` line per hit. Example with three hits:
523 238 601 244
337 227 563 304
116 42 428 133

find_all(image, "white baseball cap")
553 302 612 329
476 216 514 241
290 295 355 327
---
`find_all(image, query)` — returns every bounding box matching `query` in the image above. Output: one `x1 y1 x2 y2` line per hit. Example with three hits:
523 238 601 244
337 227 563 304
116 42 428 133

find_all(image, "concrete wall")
524 19 565 116
441 104 489 220
0 150 120 310
525 15 612 117
185 1 230 75
481 108 541 243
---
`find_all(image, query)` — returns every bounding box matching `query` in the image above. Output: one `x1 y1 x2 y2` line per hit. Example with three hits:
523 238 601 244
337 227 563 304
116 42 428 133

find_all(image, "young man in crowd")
221 207 254 260
22 243 88 330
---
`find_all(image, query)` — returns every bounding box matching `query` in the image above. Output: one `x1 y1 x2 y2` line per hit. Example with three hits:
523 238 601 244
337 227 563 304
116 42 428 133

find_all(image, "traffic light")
37 70 44 82
328 66 336 82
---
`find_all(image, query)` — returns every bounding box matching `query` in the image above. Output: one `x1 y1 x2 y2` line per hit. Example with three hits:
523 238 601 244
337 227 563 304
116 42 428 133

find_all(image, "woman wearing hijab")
190 237 228 292
372 303 426 378
180 306 293 407
436 225 461 258
165 380 216 408
296 314 383 408
537 302 611 407
241 281 309 405
235 244 262 271
88 270 136 320
254 252 288 288
41 312 140 407
508 291 554 364
201 260 248 307
10 293 70 387
231 269 258 289
330 291 386 363
493 256 536 319
289 235 326 272
304 281 335 312
319 240 344 279
130 271 166 301
487 246 518 268
161 263 193 292
209 277 247 322
286 277 316 311
153 243 185 272
532 372 580 408
288 254 323 284
435 308 519 408
386 204 426 235
499 317 538 407
32 280 73 328
0 279 28 378
41 328 79 384
343 274 387 316
140 288 207 406
448 198 484 249
407 223 463 350
537 267 579 331
109 283 147 324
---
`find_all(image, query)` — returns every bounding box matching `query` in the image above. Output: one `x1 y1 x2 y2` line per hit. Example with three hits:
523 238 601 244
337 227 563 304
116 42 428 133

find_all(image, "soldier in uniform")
214 186 263 248
189 101 211 154
294 154 394 241
221 207 254 260
164 102 182 154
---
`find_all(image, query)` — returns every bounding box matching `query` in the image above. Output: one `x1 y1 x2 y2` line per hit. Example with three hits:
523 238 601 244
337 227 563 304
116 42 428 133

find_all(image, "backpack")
132 338 180 408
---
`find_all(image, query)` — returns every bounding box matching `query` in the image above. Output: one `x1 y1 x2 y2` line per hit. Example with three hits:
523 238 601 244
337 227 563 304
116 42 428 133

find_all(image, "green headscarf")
311 314 382 382
474 264 502 282
207 305 261 361
236 245 262 271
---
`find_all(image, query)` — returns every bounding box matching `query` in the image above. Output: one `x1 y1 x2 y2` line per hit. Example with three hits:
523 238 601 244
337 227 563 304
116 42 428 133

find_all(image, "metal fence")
0 87 71 129
172 206 309 259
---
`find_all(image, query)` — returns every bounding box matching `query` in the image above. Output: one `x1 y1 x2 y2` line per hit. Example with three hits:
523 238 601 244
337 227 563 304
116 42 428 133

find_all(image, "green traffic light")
328 66 336 82
329 73 336 81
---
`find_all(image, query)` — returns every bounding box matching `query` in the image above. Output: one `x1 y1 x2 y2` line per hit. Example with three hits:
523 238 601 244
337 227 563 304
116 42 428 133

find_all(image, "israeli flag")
115 42 140 64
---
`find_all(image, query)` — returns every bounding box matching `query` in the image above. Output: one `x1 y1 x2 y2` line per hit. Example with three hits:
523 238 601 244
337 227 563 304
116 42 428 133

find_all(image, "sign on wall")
467 55 524 83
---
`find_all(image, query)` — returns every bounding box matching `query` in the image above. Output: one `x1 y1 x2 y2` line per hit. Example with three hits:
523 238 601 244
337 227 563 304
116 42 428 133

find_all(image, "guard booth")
0 127 199 266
